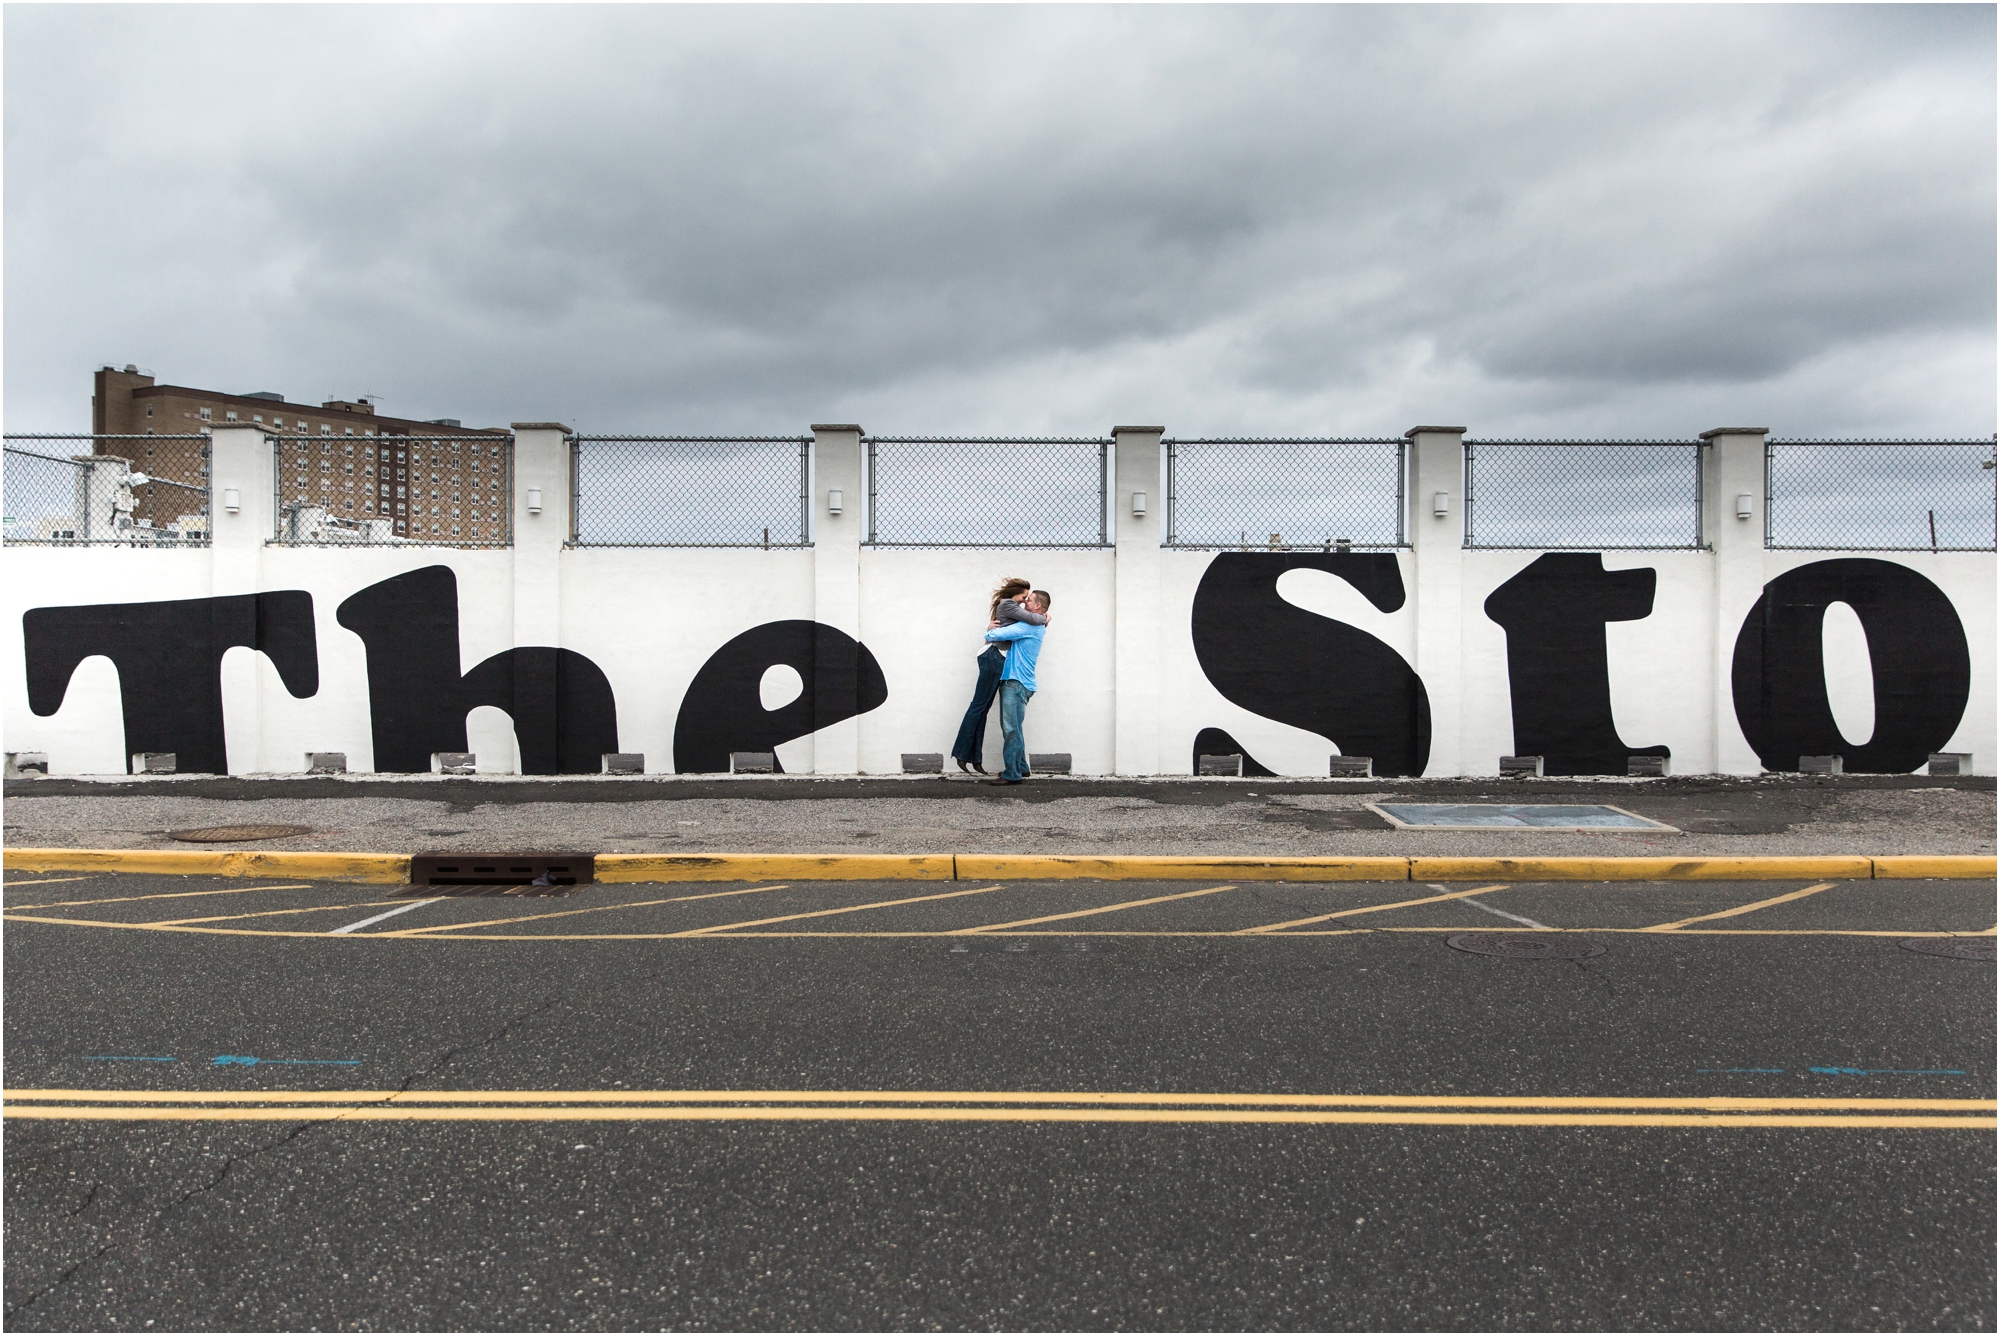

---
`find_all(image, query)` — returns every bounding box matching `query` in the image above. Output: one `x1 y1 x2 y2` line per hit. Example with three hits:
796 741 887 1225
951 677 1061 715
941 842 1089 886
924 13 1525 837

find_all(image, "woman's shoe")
973 762 988 774
955 757 972 773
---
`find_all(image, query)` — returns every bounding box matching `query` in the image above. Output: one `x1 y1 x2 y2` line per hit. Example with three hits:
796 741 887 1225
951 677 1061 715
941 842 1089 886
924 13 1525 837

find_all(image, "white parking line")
1463 898 1551 930
329 899 441 935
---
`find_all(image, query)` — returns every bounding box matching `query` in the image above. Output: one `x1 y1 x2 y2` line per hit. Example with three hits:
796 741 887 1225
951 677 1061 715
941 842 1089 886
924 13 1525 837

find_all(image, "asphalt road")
5 871 1995 1331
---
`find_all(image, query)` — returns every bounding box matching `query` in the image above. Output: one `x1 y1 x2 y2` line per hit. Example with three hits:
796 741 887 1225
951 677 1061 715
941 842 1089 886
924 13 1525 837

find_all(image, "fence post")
811 424 865 773
1112 425 1165 774
1407 425 1466 776
510 424 570 652
1701 426 1769 775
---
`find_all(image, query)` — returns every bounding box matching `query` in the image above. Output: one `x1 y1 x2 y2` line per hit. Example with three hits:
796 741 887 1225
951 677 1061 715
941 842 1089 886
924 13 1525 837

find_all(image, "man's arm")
985 622 1033 643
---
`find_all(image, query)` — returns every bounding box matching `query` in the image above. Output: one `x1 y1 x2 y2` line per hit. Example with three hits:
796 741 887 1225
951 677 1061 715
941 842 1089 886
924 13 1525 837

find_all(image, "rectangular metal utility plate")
1367 803 1678 832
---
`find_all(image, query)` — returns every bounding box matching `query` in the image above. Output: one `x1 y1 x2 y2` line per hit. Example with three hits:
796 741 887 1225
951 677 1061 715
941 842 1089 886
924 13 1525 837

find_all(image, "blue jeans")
998 679 1034 780
951 647 1006 763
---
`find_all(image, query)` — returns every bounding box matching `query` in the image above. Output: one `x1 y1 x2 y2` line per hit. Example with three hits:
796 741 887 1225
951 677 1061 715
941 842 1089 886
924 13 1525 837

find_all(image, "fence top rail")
571 434 811 444
5 445 97 465
6 433 210 442
1163 436 1406 446
863 435 1112 445
1465 438 1701 447
1768 436 1998 446
271 433 512 444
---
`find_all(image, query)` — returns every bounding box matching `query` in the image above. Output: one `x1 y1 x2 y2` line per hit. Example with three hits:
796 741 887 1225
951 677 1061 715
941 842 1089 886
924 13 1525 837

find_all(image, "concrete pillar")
810 424 865 773
206 424 269 599
205 425 270 772
509 424 570 650
1111 425 1165 774
1702 426 1769 774
1407 425 1467 776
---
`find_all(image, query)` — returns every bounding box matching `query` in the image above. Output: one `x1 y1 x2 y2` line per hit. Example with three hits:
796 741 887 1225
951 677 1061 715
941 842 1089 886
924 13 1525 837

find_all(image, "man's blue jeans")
998 679 1034 781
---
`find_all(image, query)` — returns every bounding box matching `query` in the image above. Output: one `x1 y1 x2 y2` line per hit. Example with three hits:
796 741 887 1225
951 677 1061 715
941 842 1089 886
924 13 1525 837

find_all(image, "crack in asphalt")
3 992 565 1320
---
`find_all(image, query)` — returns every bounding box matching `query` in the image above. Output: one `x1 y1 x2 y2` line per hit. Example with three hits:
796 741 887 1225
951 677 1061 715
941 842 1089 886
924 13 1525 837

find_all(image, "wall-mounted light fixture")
223 488 241 514
526 488 543 515
1432 491 1450 518
1131 490 1147 517
1735 494 1754 520
827 488 843 515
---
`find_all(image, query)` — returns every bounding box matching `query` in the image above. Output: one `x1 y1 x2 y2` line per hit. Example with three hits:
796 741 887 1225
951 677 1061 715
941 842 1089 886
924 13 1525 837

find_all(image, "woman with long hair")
950 576 1046 773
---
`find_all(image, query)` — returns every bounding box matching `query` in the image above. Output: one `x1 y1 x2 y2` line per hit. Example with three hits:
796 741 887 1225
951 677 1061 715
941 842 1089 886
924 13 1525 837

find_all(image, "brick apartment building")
91 365 510 540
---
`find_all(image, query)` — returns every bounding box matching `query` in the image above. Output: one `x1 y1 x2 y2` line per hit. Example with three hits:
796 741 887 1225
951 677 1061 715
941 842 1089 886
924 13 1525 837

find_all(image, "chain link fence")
569 437 811 547
865 437 1110 547
1164 438 1406 549
1766 439 1998 552
1464 440 1704 550
4 435 211 545
273 434 513 546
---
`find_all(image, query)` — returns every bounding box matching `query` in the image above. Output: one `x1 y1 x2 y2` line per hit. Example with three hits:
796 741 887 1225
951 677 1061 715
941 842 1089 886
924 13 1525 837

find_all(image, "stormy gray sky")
5 4 1994 438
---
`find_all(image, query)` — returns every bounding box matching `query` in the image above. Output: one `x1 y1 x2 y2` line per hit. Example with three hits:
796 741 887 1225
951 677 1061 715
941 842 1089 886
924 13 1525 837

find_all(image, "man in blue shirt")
982 589 1050 785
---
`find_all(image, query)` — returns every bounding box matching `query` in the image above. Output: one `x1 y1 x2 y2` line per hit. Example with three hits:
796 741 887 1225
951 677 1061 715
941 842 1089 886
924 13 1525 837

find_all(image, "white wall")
3 424 1991 777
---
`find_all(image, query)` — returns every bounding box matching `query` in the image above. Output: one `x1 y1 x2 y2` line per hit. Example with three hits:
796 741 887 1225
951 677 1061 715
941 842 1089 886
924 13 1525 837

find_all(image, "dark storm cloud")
5 5 1992 435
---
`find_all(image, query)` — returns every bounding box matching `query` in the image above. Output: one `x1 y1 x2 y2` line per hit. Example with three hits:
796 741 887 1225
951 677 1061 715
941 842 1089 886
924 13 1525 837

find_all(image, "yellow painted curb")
593 854 955 882
1 847 410 884
1871 856 1997 880
1407 856 1876 882
954 855 1411 881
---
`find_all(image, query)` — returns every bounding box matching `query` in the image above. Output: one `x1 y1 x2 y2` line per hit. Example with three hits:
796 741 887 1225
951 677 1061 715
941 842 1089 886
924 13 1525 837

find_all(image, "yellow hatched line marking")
8 1088 1989 1111
952 884 1237 934
144 900 407 927
1642 883 1837 932
2 1104 1988 1129
1238 884 1508 934
0 917 1988 941
1 876 98 889
383 885 787 936
673 885 1006 936
4 883 309 911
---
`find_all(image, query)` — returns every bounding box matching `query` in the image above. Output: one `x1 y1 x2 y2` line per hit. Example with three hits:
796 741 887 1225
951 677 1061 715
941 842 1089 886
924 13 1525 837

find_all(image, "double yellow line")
5 1089 1991 1129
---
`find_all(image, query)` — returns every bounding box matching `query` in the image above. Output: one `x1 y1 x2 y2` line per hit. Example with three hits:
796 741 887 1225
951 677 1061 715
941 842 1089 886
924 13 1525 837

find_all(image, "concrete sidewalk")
4 773 1991 858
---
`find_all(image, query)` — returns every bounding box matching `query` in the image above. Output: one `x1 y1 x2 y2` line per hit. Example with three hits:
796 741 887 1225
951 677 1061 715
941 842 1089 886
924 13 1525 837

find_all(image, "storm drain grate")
405 853 594 898
168 824 315 843
949 940 1111 954
1446 932 1605 960
1899 938 1996 962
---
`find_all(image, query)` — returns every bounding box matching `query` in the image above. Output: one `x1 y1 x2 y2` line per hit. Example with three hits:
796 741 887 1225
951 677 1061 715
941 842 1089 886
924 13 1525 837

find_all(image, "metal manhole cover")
1446 932 1605 960
167 824 315 843
1899 938 1996 962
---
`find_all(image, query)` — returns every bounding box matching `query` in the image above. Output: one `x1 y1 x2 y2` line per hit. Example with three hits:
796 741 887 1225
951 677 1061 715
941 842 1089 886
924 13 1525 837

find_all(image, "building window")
145 406 154 417
345 444 354 456
273 417 283 428
225 411 238 421
199 408 212 421
322 425 332 435
345 427 354 436
252 415 263 423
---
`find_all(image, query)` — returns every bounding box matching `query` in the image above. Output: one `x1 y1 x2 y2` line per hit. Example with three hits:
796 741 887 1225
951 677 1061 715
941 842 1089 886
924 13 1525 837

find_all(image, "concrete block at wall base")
1928 753 1972 777
730 752 777 774
132 752 177 775
901 753 945 774
602 753 645 774
5 752 50 777
1499 756 1544 777
1799 755 1844 775
1329 756 1373 778
1197 753 1244 777
1030 753 1073 774
1627 755 1670 777
432 752 477 775
306 752 347 774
